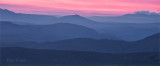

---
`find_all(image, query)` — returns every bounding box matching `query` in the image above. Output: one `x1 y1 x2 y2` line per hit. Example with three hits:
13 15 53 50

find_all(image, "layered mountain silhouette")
0 21 120 42
0 8 96 25
2 33 159 53
0 8 97 26
1 8 159 41
38 33 160 53
0 8 58 24
88 13 160 23
1 8 159 65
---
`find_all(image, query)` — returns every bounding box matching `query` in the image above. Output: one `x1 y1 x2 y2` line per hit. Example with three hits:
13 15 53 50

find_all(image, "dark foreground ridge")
1 47 159 65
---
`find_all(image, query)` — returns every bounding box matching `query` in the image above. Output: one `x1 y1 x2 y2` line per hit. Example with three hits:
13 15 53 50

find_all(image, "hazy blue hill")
0 8 95 25
0 21 120 42
58 14 98 25
113 14 160 23
40 33 159 53
0 8 96 25
88 13 160 23
0 8 15 15
137 33 160 42
1 47 159 65
94 22 159 41
39 38 130 53
2 33 159 53
131 33 160 52
0 21 97 42
59 14 91 22
0 8 58 24
0 8 159 41
57 14 159 41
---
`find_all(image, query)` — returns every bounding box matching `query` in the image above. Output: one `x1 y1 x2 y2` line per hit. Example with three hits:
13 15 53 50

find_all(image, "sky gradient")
0 0 160 16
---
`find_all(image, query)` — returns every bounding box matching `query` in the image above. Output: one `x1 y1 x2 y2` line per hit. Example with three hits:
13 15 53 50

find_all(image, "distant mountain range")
0 8 159 65
0 21 120 42
2 33 159 53
0 8 96 25
43 33 159 53
0 8 58 24
88 13 160 23
1 8 160 24
0 8 159 41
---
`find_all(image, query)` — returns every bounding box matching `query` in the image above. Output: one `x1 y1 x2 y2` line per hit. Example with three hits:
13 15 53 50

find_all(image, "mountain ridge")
1 8 159 41
2 33 159 53
0 21 120 42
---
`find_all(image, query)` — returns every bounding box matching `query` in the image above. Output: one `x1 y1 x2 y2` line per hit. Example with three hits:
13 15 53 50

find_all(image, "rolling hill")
1 8 159 41
1 33 159 53
0 21 119 42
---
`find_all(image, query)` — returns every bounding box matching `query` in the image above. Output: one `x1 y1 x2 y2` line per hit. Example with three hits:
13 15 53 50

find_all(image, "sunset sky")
0 0 160 16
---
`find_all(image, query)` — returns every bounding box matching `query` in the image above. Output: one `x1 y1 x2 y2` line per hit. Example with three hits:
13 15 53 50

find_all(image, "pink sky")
0 0 160 16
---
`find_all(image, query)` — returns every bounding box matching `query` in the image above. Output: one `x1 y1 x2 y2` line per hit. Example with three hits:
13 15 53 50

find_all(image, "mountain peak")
0 8 15 14
72 14 81 16
61 14 83 18
59 14 92 22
